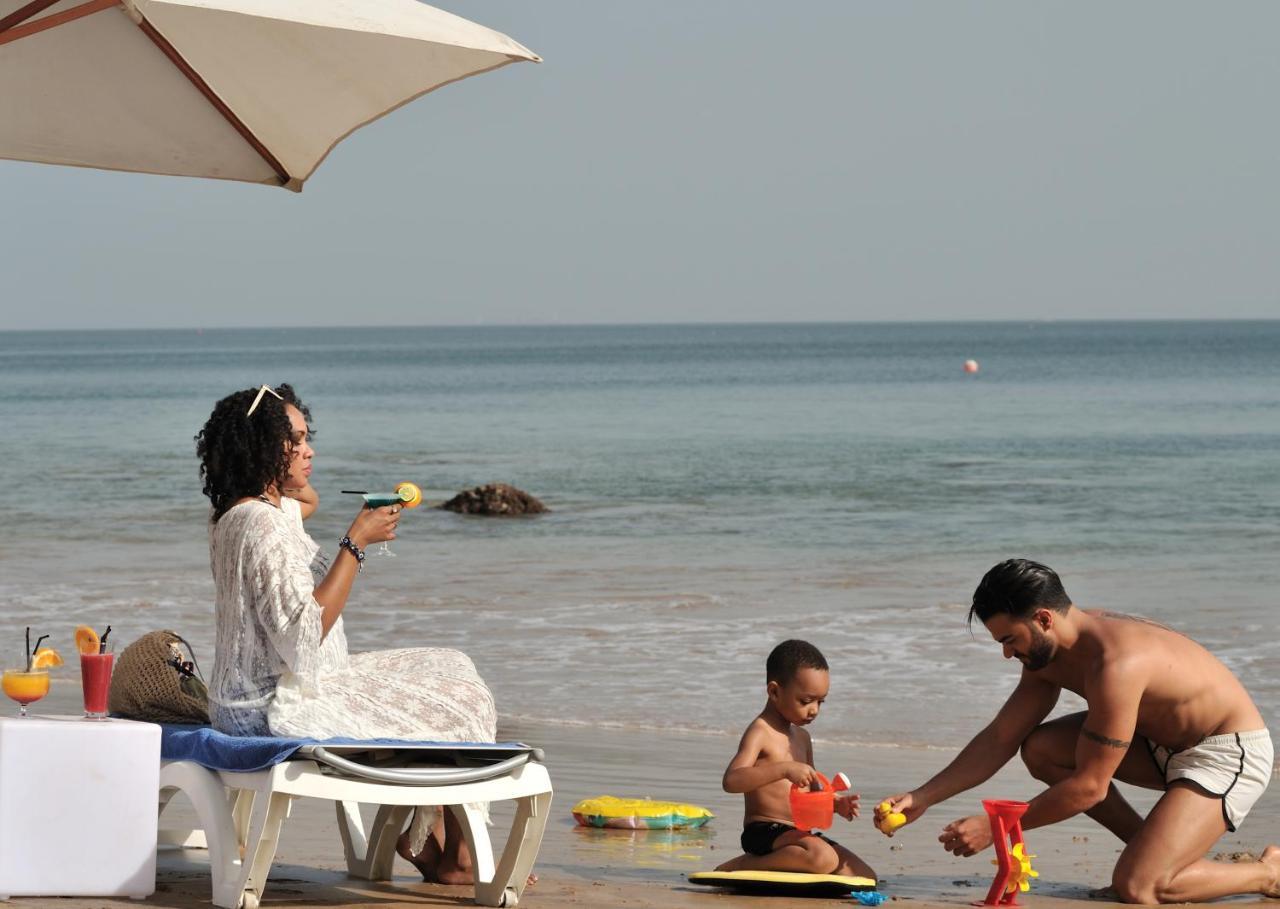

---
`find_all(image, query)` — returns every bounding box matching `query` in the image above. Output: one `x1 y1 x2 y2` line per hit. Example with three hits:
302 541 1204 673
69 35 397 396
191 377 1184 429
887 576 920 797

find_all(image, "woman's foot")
435 851 475 886
1260 845 1280 898
396 831 443 882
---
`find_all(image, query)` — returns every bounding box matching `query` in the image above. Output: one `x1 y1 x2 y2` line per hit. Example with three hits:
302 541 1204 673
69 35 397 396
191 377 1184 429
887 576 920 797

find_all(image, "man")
880 559 1278 903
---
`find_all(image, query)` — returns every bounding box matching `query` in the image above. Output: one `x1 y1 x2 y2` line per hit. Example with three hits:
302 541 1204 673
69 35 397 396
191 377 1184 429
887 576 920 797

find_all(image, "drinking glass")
2 668 50 717
81 644 115 719
362 493 403 556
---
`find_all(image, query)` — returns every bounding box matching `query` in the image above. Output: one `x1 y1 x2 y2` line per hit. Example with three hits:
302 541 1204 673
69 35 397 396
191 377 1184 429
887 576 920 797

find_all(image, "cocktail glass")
362 493 402 556
2 668 50 717
81 645 115 719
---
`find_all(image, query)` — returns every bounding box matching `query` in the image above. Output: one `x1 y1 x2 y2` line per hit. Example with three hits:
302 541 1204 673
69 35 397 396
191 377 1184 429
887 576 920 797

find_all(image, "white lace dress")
207 497 497 846
209 496 496 741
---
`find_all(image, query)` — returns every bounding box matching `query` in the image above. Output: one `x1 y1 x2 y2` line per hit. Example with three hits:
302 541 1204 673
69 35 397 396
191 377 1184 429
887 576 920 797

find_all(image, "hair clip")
246 384 283 417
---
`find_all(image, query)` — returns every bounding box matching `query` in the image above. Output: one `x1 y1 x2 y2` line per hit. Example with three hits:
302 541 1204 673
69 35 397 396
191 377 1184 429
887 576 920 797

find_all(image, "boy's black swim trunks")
741 821 838 856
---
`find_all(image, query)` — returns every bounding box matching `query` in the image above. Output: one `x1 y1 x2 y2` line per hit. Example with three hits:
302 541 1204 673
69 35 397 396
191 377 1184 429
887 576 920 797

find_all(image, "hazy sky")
3 2 1278 330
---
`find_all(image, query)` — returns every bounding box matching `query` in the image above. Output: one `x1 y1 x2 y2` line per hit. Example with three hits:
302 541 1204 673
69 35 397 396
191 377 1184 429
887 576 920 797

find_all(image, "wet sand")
16 687 1280 908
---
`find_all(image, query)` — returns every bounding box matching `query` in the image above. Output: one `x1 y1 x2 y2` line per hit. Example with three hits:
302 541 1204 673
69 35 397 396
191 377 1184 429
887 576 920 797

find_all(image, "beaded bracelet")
339 536 365 570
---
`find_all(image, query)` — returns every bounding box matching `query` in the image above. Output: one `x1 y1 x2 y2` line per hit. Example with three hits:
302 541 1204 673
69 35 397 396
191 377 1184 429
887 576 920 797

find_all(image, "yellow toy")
874 800 907 835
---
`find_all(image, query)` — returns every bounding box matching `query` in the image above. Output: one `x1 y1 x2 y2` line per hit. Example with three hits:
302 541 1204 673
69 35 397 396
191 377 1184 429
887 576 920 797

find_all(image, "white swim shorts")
1148 729 1274 831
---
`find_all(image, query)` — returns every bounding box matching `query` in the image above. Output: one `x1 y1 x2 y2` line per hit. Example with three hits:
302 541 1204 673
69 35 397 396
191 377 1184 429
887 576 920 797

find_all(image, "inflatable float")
571 795 713 830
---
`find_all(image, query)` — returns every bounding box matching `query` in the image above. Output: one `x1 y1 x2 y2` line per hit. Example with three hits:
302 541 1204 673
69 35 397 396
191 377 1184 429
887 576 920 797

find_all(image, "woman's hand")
346 505 401 548
283 482 319 519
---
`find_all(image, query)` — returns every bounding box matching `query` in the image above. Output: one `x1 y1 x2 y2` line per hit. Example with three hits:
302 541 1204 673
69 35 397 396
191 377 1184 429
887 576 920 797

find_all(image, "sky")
2 1 1278 330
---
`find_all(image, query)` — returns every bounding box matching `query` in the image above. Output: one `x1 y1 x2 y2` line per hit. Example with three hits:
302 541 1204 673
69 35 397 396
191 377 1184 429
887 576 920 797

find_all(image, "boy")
716 639 876 879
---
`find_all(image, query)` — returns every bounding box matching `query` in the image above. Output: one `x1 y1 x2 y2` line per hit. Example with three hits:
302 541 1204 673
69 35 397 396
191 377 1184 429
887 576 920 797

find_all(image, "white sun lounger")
158 742 552 909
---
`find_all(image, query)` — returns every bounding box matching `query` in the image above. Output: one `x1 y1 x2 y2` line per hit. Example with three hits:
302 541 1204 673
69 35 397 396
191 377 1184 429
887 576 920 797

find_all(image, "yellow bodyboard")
689 870 877 897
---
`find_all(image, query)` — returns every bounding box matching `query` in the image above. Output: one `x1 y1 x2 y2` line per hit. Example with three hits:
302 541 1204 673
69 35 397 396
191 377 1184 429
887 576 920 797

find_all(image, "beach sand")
17 684 1280 908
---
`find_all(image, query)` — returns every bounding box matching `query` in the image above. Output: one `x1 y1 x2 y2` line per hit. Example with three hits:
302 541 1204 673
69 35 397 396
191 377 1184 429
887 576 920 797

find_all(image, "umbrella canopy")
0 0 538 190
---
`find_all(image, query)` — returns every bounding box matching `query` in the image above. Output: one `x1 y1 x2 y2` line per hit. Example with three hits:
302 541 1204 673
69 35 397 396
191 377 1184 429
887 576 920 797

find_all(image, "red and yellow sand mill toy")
980 799 1038 906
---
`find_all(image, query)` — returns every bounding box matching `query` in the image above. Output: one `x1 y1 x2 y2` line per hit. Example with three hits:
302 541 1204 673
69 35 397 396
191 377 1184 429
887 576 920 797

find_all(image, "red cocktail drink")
81 651 114 719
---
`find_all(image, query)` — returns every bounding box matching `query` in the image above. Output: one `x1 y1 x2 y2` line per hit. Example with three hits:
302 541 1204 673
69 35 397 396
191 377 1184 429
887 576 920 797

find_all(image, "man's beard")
1023 626 1054 671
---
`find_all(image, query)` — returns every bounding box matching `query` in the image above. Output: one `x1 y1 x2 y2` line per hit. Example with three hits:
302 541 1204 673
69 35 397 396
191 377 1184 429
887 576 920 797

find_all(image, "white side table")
0 715 159 898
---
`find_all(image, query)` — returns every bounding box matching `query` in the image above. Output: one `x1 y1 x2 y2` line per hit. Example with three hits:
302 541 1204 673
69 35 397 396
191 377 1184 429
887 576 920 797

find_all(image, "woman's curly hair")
195 384 313 522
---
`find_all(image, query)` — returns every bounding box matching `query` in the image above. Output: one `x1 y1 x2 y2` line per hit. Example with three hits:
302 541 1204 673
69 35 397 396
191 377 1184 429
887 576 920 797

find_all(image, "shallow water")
0 322 1277 750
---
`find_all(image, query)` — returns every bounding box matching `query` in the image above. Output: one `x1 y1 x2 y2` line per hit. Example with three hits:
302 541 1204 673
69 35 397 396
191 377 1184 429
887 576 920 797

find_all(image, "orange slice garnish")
30 647 63 669
74 625 100 655
395 481 423 509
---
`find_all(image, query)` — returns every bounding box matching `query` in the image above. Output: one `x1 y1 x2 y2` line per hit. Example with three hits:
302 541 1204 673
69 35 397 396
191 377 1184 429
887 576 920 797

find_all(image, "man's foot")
1260 845 1280 898
396 831 443 882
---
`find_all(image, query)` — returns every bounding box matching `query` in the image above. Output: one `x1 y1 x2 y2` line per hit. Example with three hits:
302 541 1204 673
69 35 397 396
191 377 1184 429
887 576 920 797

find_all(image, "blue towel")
159 724 525 773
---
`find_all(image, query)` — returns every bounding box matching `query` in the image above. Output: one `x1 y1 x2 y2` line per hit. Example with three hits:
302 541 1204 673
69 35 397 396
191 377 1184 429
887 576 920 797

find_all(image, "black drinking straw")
99 625 112 655
25 626 30 672
31 635 48 660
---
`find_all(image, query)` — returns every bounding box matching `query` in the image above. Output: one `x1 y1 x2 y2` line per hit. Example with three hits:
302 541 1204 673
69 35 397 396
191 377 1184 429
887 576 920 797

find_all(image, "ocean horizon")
1 320 1276 755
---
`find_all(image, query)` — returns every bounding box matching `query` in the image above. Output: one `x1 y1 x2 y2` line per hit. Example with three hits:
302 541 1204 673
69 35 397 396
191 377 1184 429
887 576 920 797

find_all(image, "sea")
0 321 1276 757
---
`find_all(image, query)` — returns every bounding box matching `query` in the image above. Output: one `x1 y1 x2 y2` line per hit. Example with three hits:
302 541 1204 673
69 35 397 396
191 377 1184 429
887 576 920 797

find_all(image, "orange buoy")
964 359 980 374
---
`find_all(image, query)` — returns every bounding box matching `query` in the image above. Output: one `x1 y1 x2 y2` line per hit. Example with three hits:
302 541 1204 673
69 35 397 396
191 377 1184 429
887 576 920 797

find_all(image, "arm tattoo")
1082 727 1131 749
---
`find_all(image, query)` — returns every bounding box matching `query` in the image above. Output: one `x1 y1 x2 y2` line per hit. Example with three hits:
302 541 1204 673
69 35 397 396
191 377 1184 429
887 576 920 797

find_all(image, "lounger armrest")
302 746 541 785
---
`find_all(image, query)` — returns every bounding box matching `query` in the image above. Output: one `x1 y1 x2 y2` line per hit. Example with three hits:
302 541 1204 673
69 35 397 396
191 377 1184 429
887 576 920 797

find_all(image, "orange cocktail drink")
2 669 50 717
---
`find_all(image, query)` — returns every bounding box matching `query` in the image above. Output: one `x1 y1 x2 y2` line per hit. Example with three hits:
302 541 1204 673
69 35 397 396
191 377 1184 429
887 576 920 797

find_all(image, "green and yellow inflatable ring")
571 795 713 830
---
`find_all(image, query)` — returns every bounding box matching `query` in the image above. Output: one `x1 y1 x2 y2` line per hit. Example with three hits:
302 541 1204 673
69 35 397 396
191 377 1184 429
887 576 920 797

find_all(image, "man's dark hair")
969 558 1072 626
195 384 312 522
766 639 828 685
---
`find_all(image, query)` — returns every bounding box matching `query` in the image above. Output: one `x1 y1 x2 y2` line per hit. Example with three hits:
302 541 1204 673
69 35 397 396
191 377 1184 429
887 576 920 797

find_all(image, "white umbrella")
0 0 538 191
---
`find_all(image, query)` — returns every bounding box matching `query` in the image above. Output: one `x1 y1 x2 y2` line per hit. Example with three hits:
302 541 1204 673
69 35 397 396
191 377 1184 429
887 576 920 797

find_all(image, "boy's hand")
783 762 818 788
835 791 860 821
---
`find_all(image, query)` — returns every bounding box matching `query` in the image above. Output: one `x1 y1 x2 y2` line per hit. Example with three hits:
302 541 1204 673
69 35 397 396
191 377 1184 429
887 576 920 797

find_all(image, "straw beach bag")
108 630 210 724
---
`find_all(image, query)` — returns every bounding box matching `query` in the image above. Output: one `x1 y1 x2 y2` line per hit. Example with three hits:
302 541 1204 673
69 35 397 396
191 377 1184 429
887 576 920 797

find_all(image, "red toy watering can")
789 771 851 831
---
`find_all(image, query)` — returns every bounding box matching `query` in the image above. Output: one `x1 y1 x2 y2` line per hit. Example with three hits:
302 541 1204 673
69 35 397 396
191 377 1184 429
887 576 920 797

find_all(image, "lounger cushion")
159 724 525 773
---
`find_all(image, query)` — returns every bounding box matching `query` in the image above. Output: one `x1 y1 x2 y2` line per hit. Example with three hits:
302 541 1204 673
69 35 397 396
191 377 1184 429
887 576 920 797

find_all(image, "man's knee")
1020 726 1067 781
1112 863 1166 904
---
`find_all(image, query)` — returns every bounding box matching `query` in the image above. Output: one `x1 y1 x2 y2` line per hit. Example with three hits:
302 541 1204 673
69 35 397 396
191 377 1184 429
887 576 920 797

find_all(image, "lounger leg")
337 802 411 881
234 791 291 909
448 802 496 890
231 789 254 852
157 765 241 908
472 790 552 908
156 786 208 849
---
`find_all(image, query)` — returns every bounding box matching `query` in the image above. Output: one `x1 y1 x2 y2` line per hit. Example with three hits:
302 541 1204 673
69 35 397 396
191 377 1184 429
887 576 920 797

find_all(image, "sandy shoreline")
12 686 1280 908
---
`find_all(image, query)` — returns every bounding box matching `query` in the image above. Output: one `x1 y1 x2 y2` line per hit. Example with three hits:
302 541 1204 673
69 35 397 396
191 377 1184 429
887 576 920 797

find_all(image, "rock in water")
439 483 548 516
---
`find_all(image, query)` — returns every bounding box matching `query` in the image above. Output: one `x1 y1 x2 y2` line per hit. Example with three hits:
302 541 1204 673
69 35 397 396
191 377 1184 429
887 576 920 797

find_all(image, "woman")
195 383 494 884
